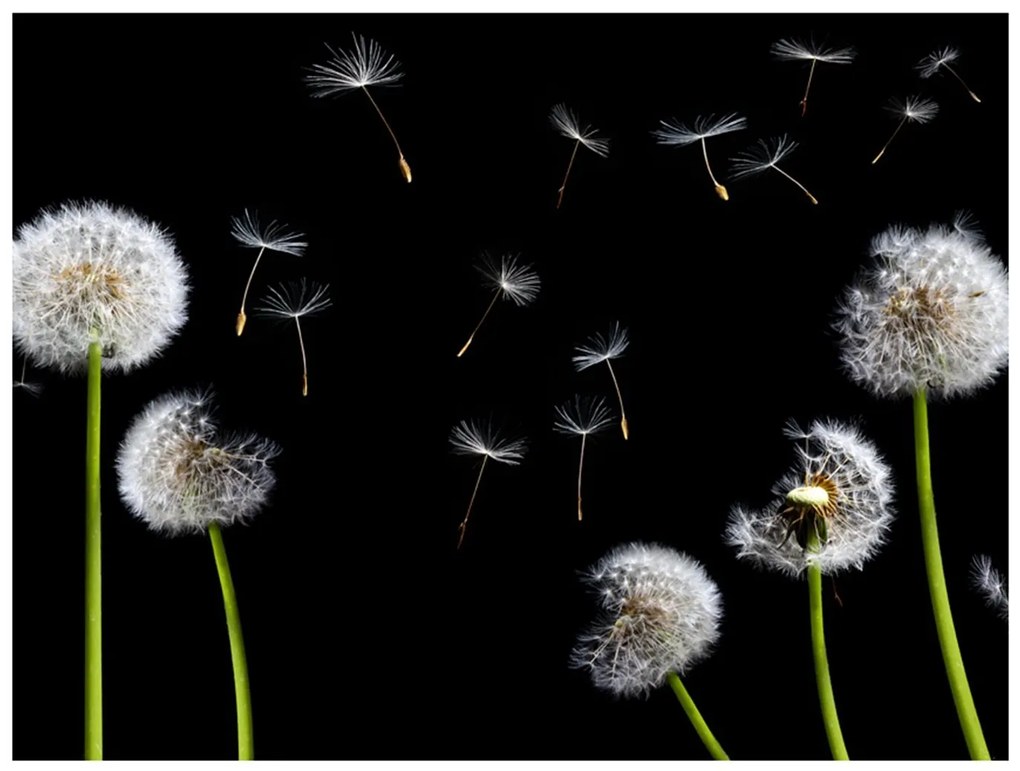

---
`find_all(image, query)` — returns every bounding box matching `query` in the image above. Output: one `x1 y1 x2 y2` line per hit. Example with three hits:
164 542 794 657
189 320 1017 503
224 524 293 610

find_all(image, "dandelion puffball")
13 201 189 374
117 389 280 536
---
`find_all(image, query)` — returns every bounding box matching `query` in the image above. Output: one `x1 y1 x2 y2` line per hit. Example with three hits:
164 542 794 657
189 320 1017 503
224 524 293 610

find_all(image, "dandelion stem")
457 291 500 358
576 433 587 521
605 359 629 440
361 86 411 182
666 672 729 760
294 316 310 397
945 65 981 103
237 247 266 336
457 455 488 549
807 529 848 760
208 522 254 761
913 389 990 759
872 117 906 165
772 165 818 205
801 58 817 117
84 338 102 760
557 139 581 209
701 138 728 201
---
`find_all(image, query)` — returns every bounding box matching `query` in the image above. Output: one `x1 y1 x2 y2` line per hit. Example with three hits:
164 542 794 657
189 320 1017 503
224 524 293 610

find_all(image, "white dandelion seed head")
478 253 541 307
652 113 748 147
726 420 895 577
770 37 857 64
230 209 308 257
449 419 527 465
917 46 960 79
256 278 333 320
572 321 630 371
729 134 798 179
835 219 1008 399
305 33 404 96
885 95 939 124
550 103 610 158
12 201 189 375
971 555 1008 619
571 543 723 698
553 394 615 436
116 389 280 536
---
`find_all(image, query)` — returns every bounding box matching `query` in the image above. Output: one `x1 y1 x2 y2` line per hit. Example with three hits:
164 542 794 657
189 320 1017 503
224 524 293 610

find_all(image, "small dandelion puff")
770 37 857 116
729 134 818 204
449 419 527 549
12 359 42 397
553 395 615 521
917 46 981 103
572 322 631 440
970 555 1008 619
256 279 332 397
871 95 939 165
306 33 412 182
230 210 307 336
550 103 610 209
652 113 748 200
726 420 895 577
456 253 540 358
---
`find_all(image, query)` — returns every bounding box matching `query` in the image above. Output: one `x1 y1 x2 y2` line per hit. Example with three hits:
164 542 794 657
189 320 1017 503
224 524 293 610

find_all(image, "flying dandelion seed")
652 112 747 200
871 96 939 165
730 134 818 204
456 253 540 358
256 279 332 397
306 33 413 182
449 419 527 549
550 103 610 209
970 555 1008 619
917 46 981 103
12 359 42 397
553 395 614 521
572 322 631 440
770 37 856 117
230 210 307 336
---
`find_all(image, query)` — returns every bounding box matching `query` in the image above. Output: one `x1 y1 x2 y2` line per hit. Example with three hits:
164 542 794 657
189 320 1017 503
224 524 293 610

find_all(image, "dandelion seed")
770 37 856 116
917 46 981 103
230 209 307 336
449 419 526 549
306 34 413 182
256 279 332 397
456 253 540 357
652 113 747 200
871 96 939 165
550 103 610 209
730 134 818 204
553 395 614 521
970 555 1008 619
572 322 631 439
12 359 42 397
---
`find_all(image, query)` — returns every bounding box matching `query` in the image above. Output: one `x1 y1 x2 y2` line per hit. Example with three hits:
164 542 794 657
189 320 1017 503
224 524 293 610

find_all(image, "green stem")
913 389 990 759
666 671 729 760
208 522 254 760
807 530 848 760
85 340 102 760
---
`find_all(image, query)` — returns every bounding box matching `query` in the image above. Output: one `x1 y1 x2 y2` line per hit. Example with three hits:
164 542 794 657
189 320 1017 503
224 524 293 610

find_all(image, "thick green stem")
807 531 848 760
85 340 102 760
208 523 254 760
913 389 990 759
666 671 729 760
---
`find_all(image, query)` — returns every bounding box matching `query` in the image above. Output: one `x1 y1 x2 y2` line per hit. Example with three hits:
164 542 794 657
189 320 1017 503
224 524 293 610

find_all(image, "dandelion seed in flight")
256 279 332 397
550 103 610 209
573 322 631 440
456 253 540 358
730 134 819 204
871 96 938 165
917 46 981 103
652 112 747 200
553 395 614 521
12 359 42 397
970 555 1008 619
306 33 413 182
770 37 856 117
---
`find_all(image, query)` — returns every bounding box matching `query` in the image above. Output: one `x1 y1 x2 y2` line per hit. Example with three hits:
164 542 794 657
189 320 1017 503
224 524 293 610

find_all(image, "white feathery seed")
230 210 308 257
770 37 857 64
885 95 940 124
449 419 527 465
971 555 1008 619
479 253 542 307
652 113 747 147
729 135 818 203
916 47 981 102
305 34 404 95
572 322 630 371
553 394 615 437
256 279 332 397
550 103 610 158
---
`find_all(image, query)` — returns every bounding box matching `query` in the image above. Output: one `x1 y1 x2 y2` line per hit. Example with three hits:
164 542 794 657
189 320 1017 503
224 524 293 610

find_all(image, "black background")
12 12 1008 761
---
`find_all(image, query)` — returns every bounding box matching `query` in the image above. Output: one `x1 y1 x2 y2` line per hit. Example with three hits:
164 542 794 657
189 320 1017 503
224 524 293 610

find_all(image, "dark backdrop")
12 12 1008 761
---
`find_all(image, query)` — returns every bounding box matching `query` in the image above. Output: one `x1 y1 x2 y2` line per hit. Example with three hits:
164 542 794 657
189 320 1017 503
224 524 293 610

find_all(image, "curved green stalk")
85 339 103 760
913 389 989 759
807 531 848 760
208 522 254 760
666 671 729 760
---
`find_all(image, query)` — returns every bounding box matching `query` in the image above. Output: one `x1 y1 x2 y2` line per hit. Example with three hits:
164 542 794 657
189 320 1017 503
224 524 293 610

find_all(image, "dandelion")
571 543 728 759
256 279 332 397
727 420 894 760
729 134 818 204
230 209 307 336
970 555 1007 619
652 112 747 200
456 253 540 357
306 33 413 182
449 419 526 549
549 103 610 208
553 395 614 521
12 359 42 397
871 95 938 164
572 321 631 439
12 200 189 759
917 46 981 103
770 37 856 116
117 389 279 759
